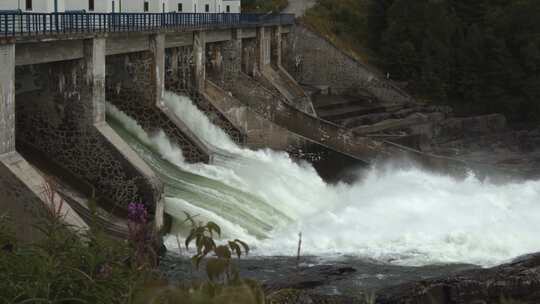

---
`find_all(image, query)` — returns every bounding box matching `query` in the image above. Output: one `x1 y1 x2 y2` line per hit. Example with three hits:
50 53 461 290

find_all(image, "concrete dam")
1 12 539 267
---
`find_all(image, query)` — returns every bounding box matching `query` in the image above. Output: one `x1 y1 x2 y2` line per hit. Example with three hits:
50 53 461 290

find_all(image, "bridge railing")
0 12 295 37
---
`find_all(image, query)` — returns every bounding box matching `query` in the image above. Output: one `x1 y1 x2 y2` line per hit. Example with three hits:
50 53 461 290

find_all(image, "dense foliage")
305 0 540 122
0 203 260 303
242 0 289 13
0 215 149 303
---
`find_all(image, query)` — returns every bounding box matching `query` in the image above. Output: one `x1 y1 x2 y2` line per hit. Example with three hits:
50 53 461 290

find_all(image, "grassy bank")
301 0 373 64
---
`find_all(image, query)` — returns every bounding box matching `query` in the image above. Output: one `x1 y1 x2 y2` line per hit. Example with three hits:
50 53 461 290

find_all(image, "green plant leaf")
185 229 196 249
206 222 221 237
228 241 242 258
234 239 250 256
183 211 196 226
202 236 216 255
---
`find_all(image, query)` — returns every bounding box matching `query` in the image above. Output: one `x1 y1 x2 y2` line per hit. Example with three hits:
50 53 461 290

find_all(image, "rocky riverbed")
159 252 540 303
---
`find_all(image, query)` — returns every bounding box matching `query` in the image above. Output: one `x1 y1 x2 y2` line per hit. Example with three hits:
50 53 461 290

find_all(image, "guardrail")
0 12 295 37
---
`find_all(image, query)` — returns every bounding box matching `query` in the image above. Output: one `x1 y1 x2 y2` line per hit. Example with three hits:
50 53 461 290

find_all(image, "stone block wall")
15 61 158 213
165 45 246 145
165 46 193 93
285 25 413 104
106 51 209 163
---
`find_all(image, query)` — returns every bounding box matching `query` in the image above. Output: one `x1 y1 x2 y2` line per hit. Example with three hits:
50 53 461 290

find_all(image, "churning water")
107 92 540 267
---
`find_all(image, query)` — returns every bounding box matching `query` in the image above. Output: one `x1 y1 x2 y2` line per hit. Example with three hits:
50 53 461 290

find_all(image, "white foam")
109 94 540 267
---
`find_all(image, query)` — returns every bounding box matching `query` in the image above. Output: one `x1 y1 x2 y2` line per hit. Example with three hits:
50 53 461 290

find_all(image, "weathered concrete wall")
106 36 210 163
271 26 282 68
16 40 85 66
0 153 88 242
166 32 193 48
193 31 206 93
15 39 161 214
0 44 15 155
260 66 316 115
205 80 307 151
286 25 413 104
256 27 272 72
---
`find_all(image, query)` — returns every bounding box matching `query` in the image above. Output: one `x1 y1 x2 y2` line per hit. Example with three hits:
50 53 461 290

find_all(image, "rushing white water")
107 92 540 267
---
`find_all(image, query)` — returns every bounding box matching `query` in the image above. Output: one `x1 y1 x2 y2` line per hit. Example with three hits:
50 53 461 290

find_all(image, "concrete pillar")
0 44 15 155
84 38 106 124
193 31 206 92
256 27 265 72
256 27 272 72
271 26 282 68
170 47 179 76
231 28 242 73
150 34 166 106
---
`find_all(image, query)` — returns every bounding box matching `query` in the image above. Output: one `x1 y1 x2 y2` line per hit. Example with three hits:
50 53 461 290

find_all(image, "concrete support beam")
150 34 166 106
84 38 107 124
0 44 15 155
256 27 271 72
231 29 243 72
256 27 265 72
193 31 206 92
170 47 179 76
271 26 282 68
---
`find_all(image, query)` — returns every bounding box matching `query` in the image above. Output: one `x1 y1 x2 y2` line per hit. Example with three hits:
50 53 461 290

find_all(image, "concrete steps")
313 93 407 126
226 73 470 175
260 66 316 115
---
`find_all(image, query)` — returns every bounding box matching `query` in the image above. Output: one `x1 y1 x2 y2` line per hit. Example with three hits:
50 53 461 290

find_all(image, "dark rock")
263 265 357 292
437 114 507 141
376 252 540 304
267 289 362 304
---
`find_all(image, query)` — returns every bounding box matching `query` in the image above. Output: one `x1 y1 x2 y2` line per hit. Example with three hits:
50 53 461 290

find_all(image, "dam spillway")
107 91 540 267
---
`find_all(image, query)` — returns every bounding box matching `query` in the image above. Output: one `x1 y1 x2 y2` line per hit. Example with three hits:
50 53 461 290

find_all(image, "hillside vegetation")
242 0 289 13
303 0 540 122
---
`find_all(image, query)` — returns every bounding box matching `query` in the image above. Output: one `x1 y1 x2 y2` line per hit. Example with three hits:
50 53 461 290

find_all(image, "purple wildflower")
128 202 148 224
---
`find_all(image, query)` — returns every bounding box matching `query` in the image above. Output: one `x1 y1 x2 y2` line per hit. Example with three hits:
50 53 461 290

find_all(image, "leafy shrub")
0 180 158 303
133 213 264 304
0 213 152 303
